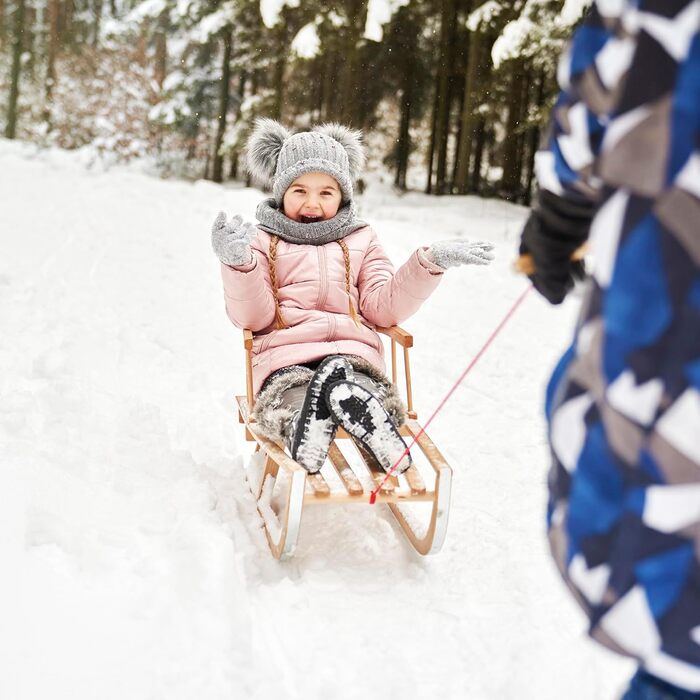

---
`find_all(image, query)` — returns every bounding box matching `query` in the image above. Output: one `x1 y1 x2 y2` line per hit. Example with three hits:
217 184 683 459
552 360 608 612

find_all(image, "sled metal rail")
237 325 452 559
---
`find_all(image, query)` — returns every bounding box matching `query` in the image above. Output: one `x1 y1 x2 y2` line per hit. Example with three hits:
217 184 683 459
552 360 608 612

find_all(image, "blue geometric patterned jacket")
539 0 700 690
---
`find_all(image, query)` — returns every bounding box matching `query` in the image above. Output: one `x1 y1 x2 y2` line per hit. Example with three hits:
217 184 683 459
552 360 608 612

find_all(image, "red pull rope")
369 284 533 504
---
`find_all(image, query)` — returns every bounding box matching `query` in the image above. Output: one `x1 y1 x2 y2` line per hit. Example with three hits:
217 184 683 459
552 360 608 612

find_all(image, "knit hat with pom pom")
246 118 365 205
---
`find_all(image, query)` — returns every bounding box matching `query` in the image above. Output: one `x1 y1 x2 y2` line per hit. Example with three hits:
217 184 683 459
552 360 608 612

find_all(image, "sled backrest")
243 326 417 420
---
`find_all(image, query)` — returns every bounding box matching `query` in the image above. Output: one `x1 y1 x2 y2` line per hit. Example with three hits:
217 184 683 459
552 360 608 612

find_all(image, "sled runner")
237 326 453 560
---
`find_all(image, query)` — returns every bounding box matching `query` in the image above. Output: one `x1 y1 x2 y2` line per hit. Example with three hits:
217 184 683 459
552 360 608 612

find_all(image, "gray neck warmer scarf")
255 198 366 245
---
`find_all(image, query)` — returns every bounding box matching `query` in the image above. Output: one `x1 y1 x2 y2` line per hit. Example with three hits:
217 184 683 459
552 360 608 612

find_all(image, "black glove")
519 189 594 304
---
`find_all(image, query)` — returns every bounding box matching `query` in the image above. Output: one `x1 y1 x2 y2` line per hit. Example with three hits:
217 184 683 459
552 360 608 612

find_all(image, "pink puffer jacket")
220 225 444 394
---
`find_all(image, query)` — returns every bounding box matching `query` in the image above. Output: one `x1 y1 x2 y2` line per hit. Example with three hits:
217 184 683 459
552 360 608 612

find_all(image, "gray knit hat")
246 118 365 205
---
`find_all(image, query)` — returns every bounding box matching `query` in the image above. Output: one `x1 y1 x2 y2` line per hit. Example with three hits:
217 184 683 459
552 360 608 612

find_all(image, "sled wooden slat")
304 489 434 505
327 443 364 497
403 420 451 472
403 465 426 495
306 472 331 497
237 324 452 559
351 442 397 494
370 468 395 495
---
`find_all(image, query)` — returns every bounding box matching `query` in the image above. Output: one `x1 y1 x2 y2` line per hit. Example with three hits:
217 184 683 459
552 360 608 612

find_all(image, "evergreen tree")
5 0 26 138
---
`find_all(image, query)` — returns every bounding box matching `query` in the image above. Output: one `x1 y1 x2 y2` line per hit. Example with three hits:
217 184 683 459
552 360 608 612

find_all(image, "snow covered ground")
0 140 634 699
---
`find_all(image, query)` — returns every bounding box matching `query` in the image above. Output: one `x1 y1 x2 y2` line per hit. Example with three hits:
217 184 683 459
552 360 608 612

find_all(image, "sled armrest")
376 325 416 419
376 326 413 348
242 325 417 420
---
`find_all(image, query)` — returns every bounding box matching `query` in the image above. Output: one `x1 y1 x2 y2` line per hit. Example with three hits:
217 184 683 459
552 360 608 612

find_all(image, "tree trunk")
320 51 333 121
154 17 167 89
425 83 439 193
273 55 284 120
212 29 233 183
524 70 546 205
337 0 368 125
272 23 285 120
22 0 35 73
395 80 412 190
453 28 480 194
500 63 526 199
5 0 26 139
433 0 457 195
61 0 72 44
135 19 147 65
226 72 245 182
512 69 531 199
450 89 463 191
469 31 496 193
313 56 324 121
321 48 343 122
470 116 486 192
92 0 101 46
27 0 38 73
44 0 60 119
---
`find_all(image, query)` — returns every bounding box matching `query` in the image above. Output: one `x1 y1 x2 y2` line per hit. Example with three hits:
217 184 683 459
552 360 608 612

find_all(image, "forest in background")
0 0 588 203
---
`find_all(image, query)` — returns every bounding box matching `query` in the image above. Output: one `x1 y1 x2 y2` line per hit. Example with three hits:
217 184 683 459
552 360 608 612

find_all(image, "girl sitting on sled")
212 118 493 474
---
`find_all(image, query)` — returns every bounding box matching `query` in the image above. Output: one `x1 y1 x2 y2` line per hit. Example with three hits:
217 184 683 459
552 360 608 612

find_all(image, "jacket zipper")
259 329 277 353
317 246 329 310
317 246 334 341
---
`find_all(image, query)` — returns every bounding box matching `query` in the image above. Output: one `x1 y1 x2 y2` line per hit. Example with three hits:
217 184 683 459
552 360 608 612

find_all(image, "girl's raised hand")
211 213 257 267
426 240 495 270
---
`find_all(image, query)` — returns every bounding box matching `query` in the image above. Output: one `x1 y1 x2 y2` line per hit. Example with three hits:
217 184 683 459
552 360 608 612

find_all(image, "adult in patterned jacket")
519 1 700 698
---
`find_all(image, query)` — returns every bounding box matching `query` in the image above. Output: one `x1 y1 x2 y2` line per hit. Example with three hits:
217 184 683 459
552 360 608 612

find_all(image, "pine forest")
0 0 589 202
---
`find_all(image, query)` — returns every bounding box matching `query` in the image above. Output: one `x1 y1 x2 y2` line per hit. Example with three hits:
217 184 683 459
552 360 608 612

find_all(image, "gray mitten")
211 213 257 266
426 239 495 269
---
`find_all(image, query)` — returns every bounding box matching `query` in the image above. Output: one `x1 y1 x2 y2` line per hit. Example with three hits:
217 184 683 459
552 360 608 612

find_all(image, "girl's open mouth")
300 215 324 224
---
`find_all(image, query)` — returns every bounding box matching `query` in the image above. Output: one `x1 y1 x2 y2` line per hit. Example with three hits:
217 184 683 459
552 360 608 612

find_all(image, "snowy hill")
0 140 633 699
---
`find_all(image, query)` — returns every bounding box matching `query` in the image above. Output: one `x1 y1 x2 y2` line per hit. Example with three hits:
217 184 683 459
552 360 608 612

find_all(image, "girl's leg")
253 364 314 443
324 373 412 474
287 355 353 473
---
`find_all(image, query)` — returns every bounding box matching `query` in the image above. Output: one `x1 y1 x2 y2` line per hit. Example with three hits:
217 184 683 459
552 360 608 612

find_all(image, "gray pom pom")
314 123 366 180
246 118 291 183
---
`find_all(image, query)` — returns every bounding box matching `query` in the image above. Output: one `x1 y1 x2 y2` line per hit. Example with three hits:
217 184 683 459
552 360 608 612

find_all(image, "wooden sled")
237 326 453 560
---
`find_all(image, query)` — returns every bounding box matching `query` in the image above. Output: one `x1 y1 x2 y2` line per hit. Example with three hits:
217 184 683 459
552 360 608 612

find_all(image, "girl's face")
282 172 342 223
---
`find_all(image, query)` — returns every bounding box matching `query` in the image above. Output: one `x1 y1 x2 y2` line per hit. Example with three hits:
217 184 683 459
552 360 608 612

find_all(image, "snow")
364 0 410 42
259 0 299 29
492 16 537 68
124 0 167 25
193 8 234 44
291 23 321 60
0 139 633 699
467 0 503 31
491 1 591 68
561 0 592 25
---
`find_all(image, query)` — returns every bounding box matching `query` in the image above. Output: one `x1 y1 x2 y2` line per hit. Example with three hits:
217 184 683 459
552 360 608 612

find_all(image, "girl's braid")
337 239 360 326
268 235 359 329
268 235 287 329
